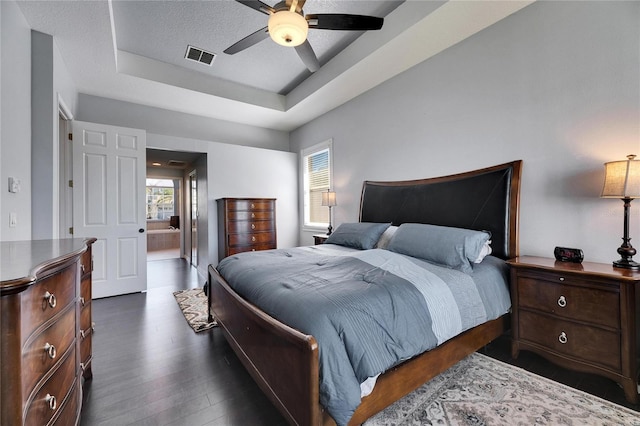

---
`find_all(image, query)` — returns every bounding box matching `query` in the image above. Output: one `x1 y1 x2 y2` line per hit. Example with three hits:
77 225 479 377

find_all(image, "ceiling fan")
224 0 384 72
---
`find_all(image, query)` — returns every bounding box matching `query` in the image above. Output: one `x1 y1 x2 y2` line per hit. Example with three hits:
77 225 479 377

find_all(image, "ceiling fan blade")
294 40 320 72
235 0 275 15
224 26 270 55
306 14 383 31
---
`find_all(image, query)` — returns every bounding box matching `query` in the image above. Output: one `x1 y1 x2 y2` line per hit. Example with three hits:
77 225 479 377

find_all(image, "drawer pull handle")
44 291 57 308
80 362 85 371
80 297 86 306
92 321 96 332
559 277 565 282
558 331 568 344
251 203 255 209
81 263 85 273
251 249 256 252
80 330 86 339
45 394 57 410
557 295 567 308
251 223 256 230
251 236 256 242
251 213 255 218
44 343 57 359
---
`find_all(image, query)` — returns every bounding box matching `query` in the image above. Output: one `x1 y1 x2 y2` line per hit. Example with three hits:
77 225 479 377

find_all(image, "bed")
207 160 522 426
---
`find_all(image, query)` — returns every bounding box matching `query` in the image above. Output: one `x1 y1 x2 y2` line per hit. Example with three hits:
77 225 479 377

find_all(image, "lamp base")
613 258 640 270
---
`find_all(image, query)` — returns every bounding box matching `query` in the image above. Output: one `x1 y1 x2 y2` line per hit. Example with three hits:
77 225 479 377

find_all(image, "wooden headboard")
359 160 522 260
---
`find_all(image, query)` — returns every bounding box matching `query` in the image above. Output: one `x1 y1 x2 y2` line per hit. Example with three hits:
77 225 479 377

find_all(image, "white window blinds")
302 142 332 227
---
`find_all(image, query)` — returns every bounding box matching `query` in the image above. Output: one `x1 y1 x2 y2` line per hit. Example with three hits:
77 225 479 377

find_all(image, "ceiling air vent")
167 160 187 167
185 45 216 66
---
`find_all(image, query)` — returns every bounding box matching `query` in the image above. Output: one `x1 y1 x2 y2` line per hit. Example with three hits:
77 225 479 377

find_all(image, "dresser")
1 238 95 426
507 256 640 403
217 198 276 260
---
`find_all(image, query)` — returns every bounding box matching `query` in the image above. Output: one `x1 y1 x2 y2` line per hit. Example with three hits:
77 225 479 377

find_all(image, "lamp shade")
601 154 640 199
268 10 308 47
321 191 337 207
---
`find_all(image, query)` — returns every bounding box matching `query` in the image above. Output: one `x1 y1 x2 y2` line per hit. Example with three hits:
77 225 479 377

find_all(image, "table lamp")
601 154 640 269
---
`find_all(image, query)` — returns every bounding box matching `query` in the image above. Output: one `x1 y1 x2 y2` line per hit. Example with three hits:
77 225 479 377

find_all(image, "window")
146 178 175 220
302 140 332 228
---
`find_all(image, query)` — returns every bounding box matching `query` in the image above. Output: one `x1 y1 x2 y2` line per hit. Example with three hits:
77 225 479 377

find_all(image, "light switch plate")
8 177 20 193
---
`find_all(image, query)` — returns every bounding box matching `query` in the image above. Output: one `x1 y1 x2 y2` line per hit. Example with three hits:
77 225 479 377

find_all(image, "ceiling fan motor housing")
268 9 308 47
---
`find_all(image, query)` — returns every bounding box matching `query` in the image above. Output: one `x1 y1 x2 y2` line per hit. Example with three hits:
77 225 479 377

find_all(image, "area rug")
365 353 640 426
173 288 217 333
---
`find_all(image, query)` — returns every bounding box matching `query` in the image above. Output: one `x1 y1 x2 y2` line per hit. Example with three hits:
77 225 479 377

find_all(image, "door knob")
139 228 145 233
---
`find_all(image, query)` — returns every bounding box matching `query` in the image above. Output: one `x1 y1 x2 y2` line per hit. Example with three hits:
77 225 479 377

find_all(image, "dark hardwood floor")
80 258 639 425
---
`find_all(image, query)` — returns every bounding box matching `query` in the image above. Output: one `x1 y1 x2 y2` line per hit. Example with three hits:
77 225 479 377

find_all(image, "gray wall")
1 0 32 241
291 1 640 264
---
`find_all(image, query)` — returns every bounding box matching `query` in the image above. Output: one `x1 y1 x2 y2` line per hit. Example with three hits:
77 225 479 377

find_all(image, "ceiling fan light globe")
268 10 308 47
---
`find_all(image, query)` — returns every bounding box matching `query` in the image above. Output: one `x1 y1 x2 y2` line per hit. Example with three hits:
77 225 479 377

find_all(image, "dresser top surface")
507 256 640 281
1 238 94 287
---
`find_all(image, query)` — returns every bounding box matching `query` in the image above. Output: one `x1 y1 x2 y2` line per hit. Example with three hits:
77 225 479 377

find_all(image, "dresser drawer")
50 382 79 426
22 305 76 398
24 346 76 426
228 220 274 234
80 275 91 307
80 328 92 368
227 199 274 212
228 232 275 247
519 310 621 371
518 276 619 329
80 249 91 277
21 264 77 339
229 211 274 221
228 243 276 256
80 298 91 330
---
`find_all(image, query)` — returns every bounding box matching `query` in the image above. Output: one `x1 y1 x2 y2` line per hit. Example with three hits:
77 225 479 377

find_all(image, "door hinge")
68 133 73 141
68 180 73 188
69 227 74 235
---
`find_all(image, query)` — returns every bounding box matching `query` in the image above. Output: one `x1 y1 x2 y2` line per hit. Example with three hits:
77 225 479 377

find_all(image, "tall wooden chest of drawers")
217 198 276 260
507 256 640 403
1 238 95 426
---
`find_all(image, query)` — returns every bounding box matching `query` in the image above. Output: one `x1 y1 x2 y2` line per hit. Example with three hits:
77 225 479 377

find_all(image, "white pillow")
473 240 492 263
375 225 398 249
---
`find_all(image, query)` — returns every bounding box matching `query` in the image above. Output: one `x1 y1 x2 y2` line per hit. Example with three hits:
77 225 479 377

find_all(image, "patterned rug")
365 353 640 426
173 288 217 333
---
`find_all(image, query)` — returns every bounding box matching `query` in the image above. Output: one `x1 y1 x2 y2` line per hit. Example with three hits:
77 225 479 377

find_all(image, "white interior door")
73 120 147 298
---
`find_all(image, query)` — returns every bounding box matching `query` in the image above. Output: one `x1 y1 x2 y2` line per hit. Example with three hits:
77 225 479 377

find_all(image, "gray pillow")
325 222 392 250
387 223 491 274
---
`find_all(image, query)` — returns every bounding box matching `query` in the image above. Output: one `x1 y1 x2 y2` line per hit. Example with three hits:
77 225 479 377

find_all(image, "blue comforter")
216 246 510 425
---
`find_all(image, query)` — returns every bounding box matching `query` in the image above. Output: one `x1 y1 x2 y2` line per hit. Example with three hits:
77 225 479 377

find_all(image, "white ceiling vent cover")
185 45 216 66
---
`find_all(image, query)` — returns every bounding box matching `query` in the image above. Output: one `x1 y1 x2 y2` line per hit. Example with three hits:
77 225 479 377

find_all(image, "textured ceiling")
112 0 402 94
16 0 535 131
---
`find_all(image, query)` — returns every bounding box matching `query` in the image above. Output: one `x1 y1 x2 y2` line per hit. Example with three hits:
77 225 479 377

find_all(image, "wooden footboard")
208 265 323 426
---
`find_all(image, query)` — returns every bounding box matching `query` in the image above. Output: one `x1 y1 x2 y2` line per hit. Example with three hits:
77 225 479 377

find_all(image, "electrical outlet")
9 213 17 227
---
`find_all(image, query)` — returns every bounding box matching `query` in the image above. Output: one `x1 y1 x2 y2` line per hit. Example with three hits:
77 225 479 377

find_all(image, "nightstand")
313 234 329 245
507 256 640 403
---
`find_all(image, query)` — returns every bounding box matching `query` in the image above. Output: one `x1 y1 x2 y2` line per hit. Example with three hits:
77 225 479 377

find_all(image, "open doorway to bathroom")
146 149 203 262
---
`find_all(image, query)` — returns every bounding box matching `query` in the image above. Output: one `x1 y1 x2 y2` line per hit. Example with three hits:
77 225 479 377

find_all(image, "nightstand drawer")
518 276 619 329
519 310 621 371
